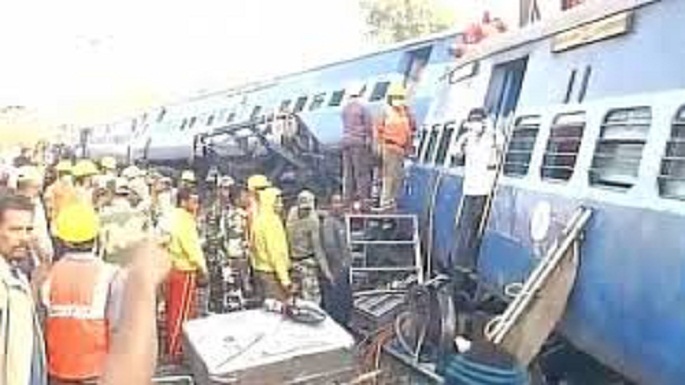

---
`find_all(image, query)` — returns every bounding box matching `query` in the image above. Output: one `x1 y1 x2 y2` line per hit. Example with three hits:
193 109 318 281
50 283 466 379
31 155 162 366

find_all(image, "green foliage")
360 0 457 43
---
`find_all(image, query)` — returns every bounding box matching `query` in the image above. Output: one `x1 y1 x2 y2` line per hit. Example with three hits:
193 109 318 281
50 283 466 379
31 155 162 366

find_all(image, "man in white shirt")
450 108 503 281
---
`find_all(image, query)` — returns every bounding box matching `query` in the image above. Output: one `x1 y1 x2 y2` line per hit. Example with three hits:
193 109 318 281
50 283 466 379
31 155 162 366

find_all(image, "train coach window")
329 90 345 107
206 114 215 126
503 115 541 177
226 112 236 123
370 81 391 102
309 93 326 111
658 106 685 200
179 118 188 130
189 116 197 129
250 106 262 121
589 107 651 190
434 121 456 165
157 108 166 122
293 96 308 112
280 100 292 112
541 112 586 181
422 126 440 163
415 130 427 158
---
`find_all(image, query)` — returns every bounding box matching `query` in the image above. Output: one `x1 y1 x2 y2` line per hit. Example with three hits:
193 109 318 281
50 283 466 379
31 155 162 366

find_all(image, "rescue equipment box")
183 309 356 384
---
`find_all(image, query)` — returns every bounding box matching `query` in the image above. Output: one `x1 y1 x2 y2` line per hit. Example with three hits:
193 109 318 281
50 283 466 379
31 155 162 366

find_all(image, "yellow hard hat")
55 161 72 173
387 82 407 98
72 160 99 178
247 174 271 191
16 166 43 184
54 203 100 243
180 170 196 183
100 156 117 170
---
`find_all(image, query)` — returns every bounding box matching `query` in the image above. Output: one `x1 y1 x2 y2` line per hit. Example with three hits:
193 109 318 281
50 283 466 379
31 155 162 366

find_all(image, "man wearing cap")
375 82 417 211
341 82 373 207
217 176 251 311
98 178 150 265
14 166 53 274
450 108 504 280
286 190 331 304
40 202 122 384
44 161 77 224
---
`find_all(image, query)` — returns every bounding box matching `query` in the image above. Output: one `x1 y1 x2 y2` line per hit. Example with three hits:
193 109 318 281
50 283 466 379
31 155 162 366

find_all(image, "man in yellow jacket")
251 187 292 302
164 187 207 363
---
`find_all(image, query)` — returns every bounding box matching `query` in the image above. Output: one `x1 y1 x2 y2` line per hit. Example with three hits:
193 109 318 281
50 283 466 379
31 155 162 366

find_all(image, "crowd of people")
0 147 363 384
0 74 503 385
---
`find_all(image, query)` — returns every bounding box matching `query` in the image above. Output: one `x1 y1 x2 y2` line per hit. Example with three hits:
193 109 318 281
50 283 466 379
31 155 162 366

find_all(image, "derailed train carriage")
75 0 685 383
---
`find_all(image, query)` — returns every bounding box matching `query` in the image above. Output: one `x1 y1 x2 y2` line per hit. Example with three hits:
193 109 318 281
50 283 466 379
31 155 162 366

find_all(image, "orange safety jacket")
376 106 416 155
42 255 117 380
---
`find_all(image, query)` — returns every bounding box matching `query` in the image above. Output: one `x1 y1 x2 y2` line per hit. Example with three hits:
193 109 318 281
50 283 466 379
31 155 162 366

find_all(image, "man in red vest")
40 202 121 385
375 82 416 210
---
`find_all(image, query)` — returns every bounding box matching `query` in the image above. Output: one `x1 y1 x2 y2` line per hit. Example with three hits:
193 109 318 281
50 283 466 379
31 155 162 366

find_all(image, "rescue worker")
179 169 197 191
286 190 331 304
375 82 417 211
122 165 150 210
218 176 251 310
41 202 121 385
15 166 53 276
98 178 149 265
246 174 271 247
341 82 373 207
44 160 76 223
251 186 291 302
0 193 47 385
450 108 503 284
319 194 353 326
72 159 99 205
97 156 117 191
164 187 207 363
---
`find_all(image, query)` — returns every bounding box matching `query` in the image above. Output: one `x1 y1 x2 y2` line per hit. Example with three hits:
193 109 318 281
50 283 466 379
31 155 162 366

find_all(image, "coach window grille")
328 90 345 106
589 107 651 190
541 112 585 181
369 81 391 102
421 124 441 164
503 115 542 177
309 93 327 111
434 121 456 165
293 96 308 113
658 106 685 200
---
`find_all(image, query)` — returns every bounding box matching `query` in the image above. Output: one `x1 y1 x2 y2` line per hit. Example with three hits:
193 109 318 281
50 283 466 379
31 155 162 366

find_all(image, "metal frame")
345 214 424 297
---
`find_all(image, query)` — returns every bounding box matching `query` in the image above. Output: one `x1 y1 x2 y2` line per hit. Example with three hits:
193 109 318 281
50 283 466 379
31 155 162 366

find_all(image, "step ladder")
345 213 424 296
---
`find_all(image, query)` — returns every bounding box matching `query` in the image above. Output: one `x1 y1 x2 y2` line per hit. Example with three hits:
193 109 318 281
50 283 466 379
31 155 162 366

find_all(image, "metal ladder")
345 213 424 295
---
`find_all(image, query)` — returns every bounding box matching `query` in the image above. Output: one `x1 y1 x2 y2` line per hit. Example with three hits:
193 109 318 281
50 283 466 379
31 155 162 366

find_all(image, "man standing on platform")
341 82 373 208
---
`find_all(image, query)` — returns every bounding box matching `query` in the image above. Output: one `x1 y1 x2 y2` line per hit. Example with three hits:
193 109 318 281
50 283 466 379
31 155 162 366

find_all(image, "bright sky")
0 0 516 135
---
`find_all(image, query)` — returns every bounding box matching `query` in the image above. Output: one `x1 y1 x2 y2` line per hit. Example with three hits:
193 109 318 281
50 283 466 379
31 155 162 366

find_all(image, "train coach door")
484 56 528 122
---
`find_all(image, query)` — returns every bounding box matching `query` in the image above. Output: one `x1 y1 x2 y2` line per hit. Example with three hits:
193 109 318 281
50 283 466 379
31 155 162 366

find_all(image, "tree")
360 0 457 44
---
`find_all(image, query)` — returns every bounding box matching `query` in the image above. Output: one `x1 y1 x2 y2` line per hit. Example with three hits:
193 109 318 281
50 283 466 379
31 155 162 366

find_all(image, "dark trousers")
343 145 373 204
449 195 488 289
320 267 353 327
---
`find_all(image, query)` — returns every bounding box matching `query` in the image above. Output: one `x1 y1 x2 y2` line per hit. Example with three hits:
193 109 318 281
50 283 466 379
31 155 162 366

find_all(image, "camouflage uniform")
286 191 331 304
219 204 250 311
98 197 150 265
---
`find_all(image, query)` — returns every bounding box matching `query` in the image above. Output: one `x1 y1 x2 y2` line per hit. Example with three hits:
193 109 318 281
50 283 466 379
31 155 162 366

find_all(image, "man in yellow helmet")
252 186 292 302
40 202 122 384
374 82 416 210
